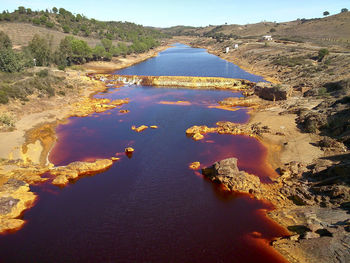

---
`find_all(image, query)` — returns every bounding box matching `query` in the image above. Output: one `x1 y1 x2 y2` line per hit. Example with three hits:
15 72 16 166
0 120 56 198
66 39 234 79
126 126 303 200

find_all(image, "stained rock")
132 125 148 132
150 125 158 129
189 162 201 170
202 158 262 194
50 159 113 186
0 178 37 233
125 147 134 153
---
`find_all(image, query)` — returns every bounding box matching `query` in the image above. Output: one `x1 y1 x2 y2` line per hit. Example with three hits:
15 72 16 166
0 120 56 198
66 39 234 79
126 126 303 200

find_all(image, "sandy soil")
82 45 170 73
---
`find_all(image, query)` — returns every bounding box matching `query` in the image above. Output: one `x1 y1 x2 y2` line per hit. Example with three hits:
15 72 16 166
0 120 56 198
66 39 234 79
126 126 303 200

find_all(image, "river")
0 44 288 262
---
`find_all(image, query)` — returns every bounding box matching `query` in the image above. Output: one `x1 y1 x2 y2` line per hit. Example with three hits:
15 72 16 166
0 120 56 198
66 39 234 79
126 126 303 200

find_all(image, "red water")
0 85 289 263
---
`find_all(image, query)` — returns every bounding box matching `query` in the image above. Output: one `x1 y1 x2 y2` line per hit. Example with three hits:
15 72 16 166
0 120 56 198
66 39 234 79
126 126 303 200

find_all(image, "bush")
0 114 14 126
0 48 25 72
0 90 9 104
62 25 70 33
36 69 49 77
46 21 54 28
0 31 12 49
318 48 329 61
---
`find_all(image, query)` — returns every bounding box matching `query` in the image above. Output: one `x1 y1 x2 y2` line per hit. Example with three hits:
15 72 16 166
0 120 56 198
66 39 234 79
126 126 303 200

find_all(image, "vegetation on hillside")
0 7 166 42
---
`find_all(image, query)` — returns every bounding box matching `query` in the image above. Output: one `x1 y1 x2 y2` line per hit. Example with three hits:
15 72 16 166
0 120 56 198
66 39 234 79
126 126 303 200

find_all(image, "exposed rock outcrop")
186 121 270 140
189 162 200 170
0 178 37 233
94 74 255 90
131 125 148 132
202 158 262 194
72 98 129 117
50 159 113 186
254 82 292 101
218 95 261 107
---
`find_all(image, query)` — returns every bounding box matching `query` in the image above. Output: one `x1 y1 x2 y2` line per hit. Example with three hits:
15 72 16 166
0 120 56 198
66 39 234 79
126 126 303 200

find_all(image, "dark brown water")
0 44 288 263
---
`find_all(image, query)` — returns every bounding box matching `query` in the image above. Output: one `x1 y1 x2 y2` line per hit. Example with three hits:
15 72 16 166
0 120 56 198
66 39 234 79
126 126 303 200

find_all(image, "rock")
254 82 292 101
185 122 269 141
193 133 204 140
119 110 130 114
50 159 113 186
218 96 260 107
0 197 19 215
202 158 262 194
111 157 120 161
150 125 158 129
189 162 200 170
131 125 148 132
304 231 320 239
125 147 134 153
109 99 129 106
0 179 37 233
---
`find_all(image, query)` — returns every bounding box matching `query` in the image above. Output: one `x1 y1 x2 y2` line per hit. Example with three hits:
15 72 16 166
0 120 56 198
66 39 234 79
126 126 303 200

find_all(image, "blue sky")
1 0 349 27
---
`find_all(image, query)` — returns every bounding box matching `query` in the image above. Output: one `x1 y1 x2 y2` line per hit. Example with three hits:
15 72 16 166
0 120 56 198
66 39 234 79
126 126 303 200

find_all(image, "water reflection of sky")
115 43 266 82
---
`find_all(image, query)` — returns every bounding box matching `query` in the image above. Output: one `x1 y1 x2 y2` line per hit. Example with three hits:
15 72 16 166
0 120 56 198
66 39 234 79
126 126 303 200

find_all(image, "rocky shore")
188 37 350 262
0 45 169 234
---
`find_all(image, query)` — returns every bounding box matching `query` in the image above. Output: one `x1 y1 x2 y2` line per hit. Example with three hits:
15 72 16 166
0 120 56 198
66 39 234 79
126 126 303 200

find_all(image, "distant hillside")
0 22 114 49
163 11 350 47
0 7 166 42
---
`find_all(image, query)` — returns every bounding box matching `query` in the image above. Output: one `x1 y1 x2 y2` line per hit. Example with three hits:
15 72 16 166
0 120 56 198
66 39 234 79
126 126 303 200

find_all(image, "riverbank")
189 37 350 262
82 45 171 73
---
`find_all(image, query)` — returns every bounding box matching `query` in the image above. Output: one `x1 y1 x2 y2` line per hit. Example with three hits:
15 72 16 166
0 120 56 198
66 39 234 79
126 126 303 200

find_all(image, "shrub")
0 31 12 49
62 25 70 33
36 69 49 77
0 90 9 104
0 48 25 72
46 21 54 28
318 48 329 61
0 114 14 126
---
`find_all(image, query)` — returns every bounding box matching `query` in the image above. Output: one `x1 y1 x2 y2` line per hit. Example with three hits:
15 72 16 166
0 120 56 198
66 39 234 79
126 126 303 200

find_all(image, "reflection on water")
115 43 266 82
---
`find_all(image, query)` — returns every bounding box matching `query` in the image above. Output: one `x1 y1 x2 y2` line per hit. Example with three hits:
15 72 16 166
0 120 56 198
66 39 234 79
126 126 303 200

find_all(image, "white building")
262 35 273 41
234 44 239 49
225 47 230 53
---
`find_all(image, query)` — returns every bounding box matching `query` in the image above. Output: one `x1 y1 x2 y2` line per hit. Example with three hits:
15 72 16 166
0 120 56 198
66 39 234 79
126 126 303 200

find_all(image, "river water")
0 44 288 263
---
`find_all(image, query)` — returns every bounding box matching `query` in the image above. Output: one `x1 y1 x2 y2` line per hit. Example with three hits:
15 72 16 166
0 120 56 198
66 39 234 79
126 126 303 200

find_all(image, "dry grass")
0 22 123 49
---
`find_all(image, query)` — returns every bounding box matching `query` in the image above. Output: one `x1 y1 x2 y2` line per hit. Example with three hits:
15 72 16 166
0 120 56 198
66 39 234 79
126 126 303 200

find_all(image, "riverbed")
0 44 288 262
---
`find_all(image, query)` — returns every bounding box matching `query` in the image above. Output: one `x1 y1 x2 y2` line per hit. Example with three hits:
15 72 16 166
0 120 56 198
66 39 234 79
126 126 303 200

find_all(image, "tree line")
0 30 160 72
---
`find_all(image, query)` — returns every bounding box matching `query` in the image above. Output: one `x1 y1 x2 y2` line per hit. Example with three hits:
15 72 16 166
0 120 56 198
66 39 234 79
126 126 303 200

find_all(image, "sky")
1 0 349 27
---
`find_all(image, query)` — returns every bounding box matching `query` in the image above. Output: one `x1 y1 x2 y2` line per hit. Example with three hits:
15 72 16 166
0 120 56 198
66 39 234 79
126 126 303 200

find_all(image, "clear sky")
1 0 349 27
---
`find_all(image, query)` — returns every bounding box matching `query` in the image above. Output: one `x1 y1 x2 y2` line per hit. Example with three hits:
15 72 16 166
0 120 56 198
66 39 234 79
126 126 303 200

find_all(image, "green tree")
341 8 348 13
0 49 25 72
28 34 52 66
17 6 26 14
323 11 330 16
101 38 112 52
92 45 106 60
52 7 58 14
62 25 70 33
0 31 12 49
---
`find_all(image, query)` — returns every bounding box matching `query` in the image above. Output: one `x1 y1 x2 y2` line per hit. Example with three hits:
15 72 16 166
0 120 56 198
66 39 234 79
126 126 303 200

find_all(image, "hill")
0 7 165 42
0 22 115 49
163 11 350 47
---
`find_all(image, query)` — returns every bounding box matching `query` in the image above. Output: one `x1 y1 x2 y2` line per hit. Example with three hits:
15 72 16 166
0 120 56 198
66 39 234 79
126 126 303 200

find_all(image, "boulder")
254 82 292 101
202 158 262 194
